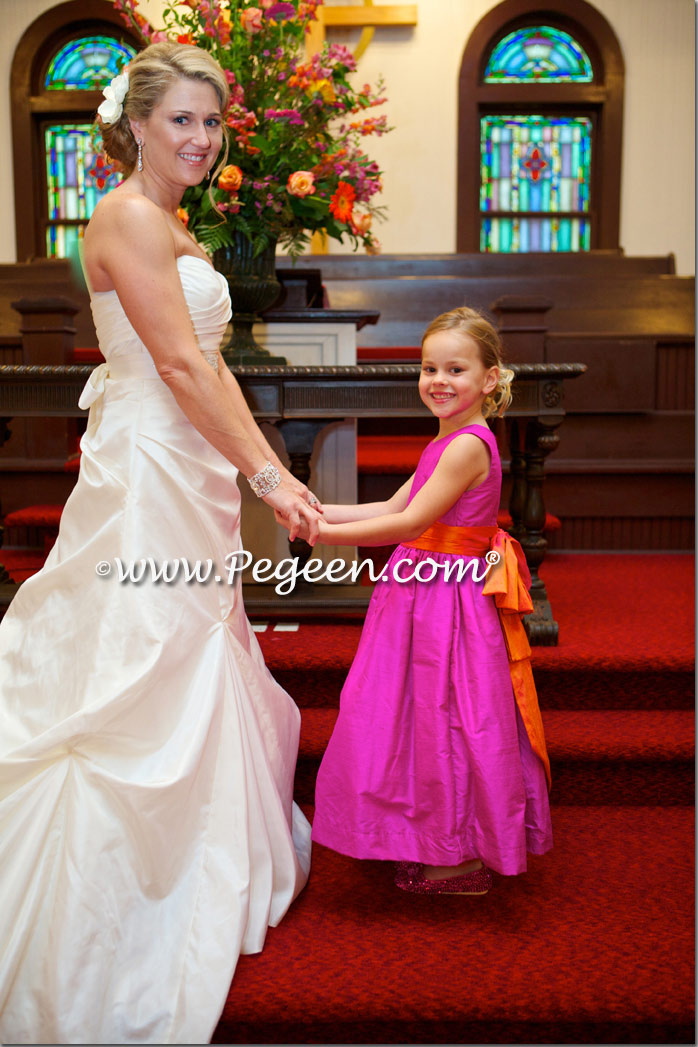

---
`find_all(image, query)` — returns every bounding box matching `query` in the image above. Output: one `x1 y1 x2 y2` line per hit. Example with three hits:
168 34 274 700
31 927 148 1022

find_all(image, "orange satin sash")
403 523 552 789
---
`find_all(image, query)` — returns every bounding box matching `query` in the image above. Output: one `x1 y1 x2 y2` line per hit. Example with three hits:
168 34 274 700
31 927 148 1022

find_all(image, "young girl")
309 307 553 894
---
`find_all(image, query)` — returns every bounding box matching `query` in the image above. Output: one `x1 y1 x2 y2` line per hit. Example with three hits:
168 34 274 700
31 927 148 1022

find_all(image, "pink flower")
287 170 316 197
266 1 295 20
150 30 169 42
240 7 263 32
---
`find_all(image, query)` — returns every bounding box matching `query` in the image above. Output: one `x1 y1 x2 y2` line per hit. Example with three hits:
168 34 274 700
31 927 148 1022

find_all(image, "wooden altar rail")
0 361 586 643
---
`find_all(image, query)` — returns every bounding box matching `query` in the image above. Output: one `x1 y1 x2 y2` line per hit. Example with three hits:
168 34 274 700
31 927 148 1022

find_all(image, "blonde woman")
0 43 316 1045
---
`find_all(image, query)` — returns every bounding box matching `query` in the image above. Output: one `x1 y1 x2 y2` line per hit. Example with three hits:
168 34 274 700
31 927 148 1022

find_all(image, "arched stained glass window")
12 1 141 260
480 115 592 251
45 34 136 90
484 26 593 83
458 2 624 253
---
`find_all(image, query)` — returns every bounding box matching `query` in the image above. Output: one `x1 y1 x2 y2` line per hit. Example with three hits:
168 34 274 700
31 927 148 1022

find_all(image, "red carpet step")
294 708 695 807
212 806 694 1045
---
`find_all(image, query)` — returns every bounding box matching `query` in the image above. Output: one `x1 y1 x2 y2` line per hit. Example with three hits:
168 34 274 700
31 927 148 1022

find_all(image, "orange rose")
218 165 243 193
176 207 189 227
287 170 316 197
350 212 372 236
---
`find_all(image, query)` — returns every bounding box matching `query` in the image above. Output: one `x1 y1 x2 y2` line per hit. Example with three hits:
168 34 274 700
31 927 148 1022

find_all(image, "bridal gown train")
0 255 311 1045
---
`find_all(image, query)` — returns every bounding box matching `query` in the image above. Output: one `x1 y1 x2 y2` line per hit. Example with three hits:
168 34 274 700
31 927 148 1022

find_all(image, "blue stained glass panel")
480 217 591 253
45 35 136 90
480 115 591 214
484 25 593 82
480 115 592 252
45 124 122 258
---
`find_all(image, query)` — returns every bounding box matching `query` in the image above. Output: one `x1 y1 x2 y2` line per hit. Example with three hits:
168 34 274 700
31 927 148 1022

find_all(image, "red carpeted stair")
211 553 694 1044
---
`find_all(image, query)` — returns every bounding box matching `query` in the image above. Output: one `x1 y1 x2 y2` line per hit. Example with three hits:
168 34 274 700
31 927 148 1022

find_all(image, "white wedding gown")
0 255 311 1045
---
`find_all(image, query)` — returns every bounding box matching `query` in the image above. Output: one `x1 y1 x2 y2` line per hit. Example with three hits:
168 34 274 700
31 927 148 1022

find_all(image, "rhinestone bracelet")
247 461 281 498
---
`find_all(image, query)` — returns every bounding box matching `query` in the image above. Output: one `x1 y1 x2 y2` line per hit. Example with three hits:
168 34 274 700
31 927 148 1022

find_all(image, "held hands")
263 482 322 544
248 461 323 543
273 508 321 545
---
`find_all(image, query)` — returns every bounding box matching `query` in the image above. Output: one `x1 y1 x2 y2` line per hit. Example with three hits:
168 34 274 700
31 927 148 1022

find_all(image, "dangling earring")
137 139 143 173
207 169 211 179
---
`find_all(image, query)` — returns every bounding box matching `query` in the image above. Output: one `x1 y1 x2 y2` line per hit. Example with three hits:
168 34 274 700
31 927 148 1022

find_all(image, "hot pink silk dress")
312 424 552 876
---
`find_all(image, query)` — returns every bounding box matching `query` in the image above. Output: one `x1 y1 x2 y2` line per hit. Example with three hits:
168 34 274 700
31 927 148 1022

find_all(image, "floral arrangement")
113 0 390 256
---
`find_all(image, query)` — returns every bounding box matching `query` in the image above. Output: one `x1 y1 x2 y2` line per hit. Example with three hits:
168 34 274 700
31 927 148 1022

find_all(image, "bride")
0 42 319 1045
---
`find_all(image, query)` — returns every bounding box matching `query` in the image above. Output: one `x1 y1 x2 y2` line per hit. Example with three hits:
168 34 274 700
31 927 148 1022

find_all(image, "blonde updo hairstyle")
421 306 515 418
99 42 230 177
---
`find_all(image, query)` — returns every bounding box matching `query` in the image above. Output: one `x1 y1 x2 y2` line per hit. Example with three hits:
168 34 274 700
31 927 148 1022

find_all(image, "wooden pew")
289 251 677 279
0 260 94 356
314 275 694 352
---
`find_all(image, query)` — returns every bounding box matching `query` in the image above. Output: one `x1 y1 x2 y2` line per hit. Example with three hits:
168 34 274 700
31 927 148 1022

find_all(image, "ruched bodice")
90 253 231 361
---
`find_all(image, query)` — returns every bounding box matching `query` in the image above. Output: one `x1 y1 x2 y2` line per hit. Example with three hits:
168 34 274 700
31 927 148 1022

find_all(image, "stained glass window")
45 35 136 90
484 26 593 83
45 124 121 258
480 115 592 252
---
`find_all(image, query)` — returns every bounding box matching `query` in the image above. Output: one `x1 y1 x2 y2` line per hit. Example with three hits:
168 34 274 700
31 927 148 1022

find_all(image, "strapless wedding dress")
0 256 311 1045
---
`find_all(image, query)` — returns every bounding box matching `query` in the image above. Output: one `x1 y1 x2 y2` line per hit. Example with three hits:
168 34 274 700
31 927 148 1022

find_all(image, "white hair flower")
97 71 129 126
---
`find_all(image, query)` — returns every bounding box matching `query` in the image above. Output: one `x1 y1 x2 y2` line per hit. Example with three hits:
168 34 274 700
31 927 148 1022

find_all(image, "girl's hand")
263 482 322 543
273 509 324 545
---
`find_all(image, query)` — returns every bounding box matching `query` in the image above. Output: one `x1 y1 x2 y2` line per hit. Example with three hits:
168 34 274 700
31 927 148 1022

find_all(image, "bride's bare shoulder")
84 190 175 289
89 187 167 237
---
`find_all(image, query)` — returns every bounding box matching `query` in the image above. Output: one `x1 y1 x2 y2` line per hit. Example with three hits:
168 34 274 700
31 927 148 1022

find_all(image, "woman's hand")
263 482 322 543
279 467 323 513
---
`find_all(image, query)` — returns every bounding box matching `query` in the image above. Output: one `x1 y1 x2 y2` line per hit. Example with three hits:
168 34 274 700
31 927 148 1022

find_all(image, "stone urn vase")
214 232 287 366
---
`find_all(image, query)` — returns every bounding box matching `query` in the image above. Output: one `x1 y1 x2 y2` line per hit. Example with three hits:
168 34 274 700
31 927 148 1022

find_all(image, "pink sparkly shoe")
394 861 492 895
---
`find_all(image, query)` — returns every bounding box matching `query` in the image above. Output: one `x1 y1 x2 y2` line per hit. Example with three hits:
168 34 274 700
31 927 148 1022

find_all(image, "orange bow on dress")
403 523 552 789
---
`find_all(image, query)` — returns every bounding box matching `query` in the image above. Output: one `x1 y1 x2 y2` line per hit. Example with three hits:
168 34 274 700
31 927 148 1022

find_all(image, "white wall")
1 0 694 273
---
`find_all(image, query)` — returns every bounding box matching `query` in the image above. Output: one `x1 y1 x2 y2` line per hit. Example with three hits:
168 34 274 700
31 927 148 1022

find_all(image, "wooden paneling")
555 413 694 462
545 335 655 412
656 341 696 411
545 517 694 552
0 259 94 348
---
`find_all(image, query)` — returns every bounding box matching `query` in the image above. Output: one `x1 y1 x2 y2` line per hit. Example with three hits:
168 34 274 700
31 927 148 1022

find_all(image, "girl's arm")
315 434 490 547
83 194 321 540
320 476 414 524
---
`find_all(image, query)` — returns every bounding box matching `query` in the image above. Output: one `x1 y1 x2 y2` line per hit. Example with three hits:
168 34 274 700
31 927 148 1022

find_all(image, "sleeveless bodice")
407 424 502 527
89 254 231 370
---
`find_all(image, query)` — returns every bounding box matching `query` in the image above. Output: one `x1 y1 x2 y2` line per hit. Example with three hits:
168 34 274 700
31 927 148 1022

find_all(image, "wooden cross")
306 3 418 251
306 2 418 61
